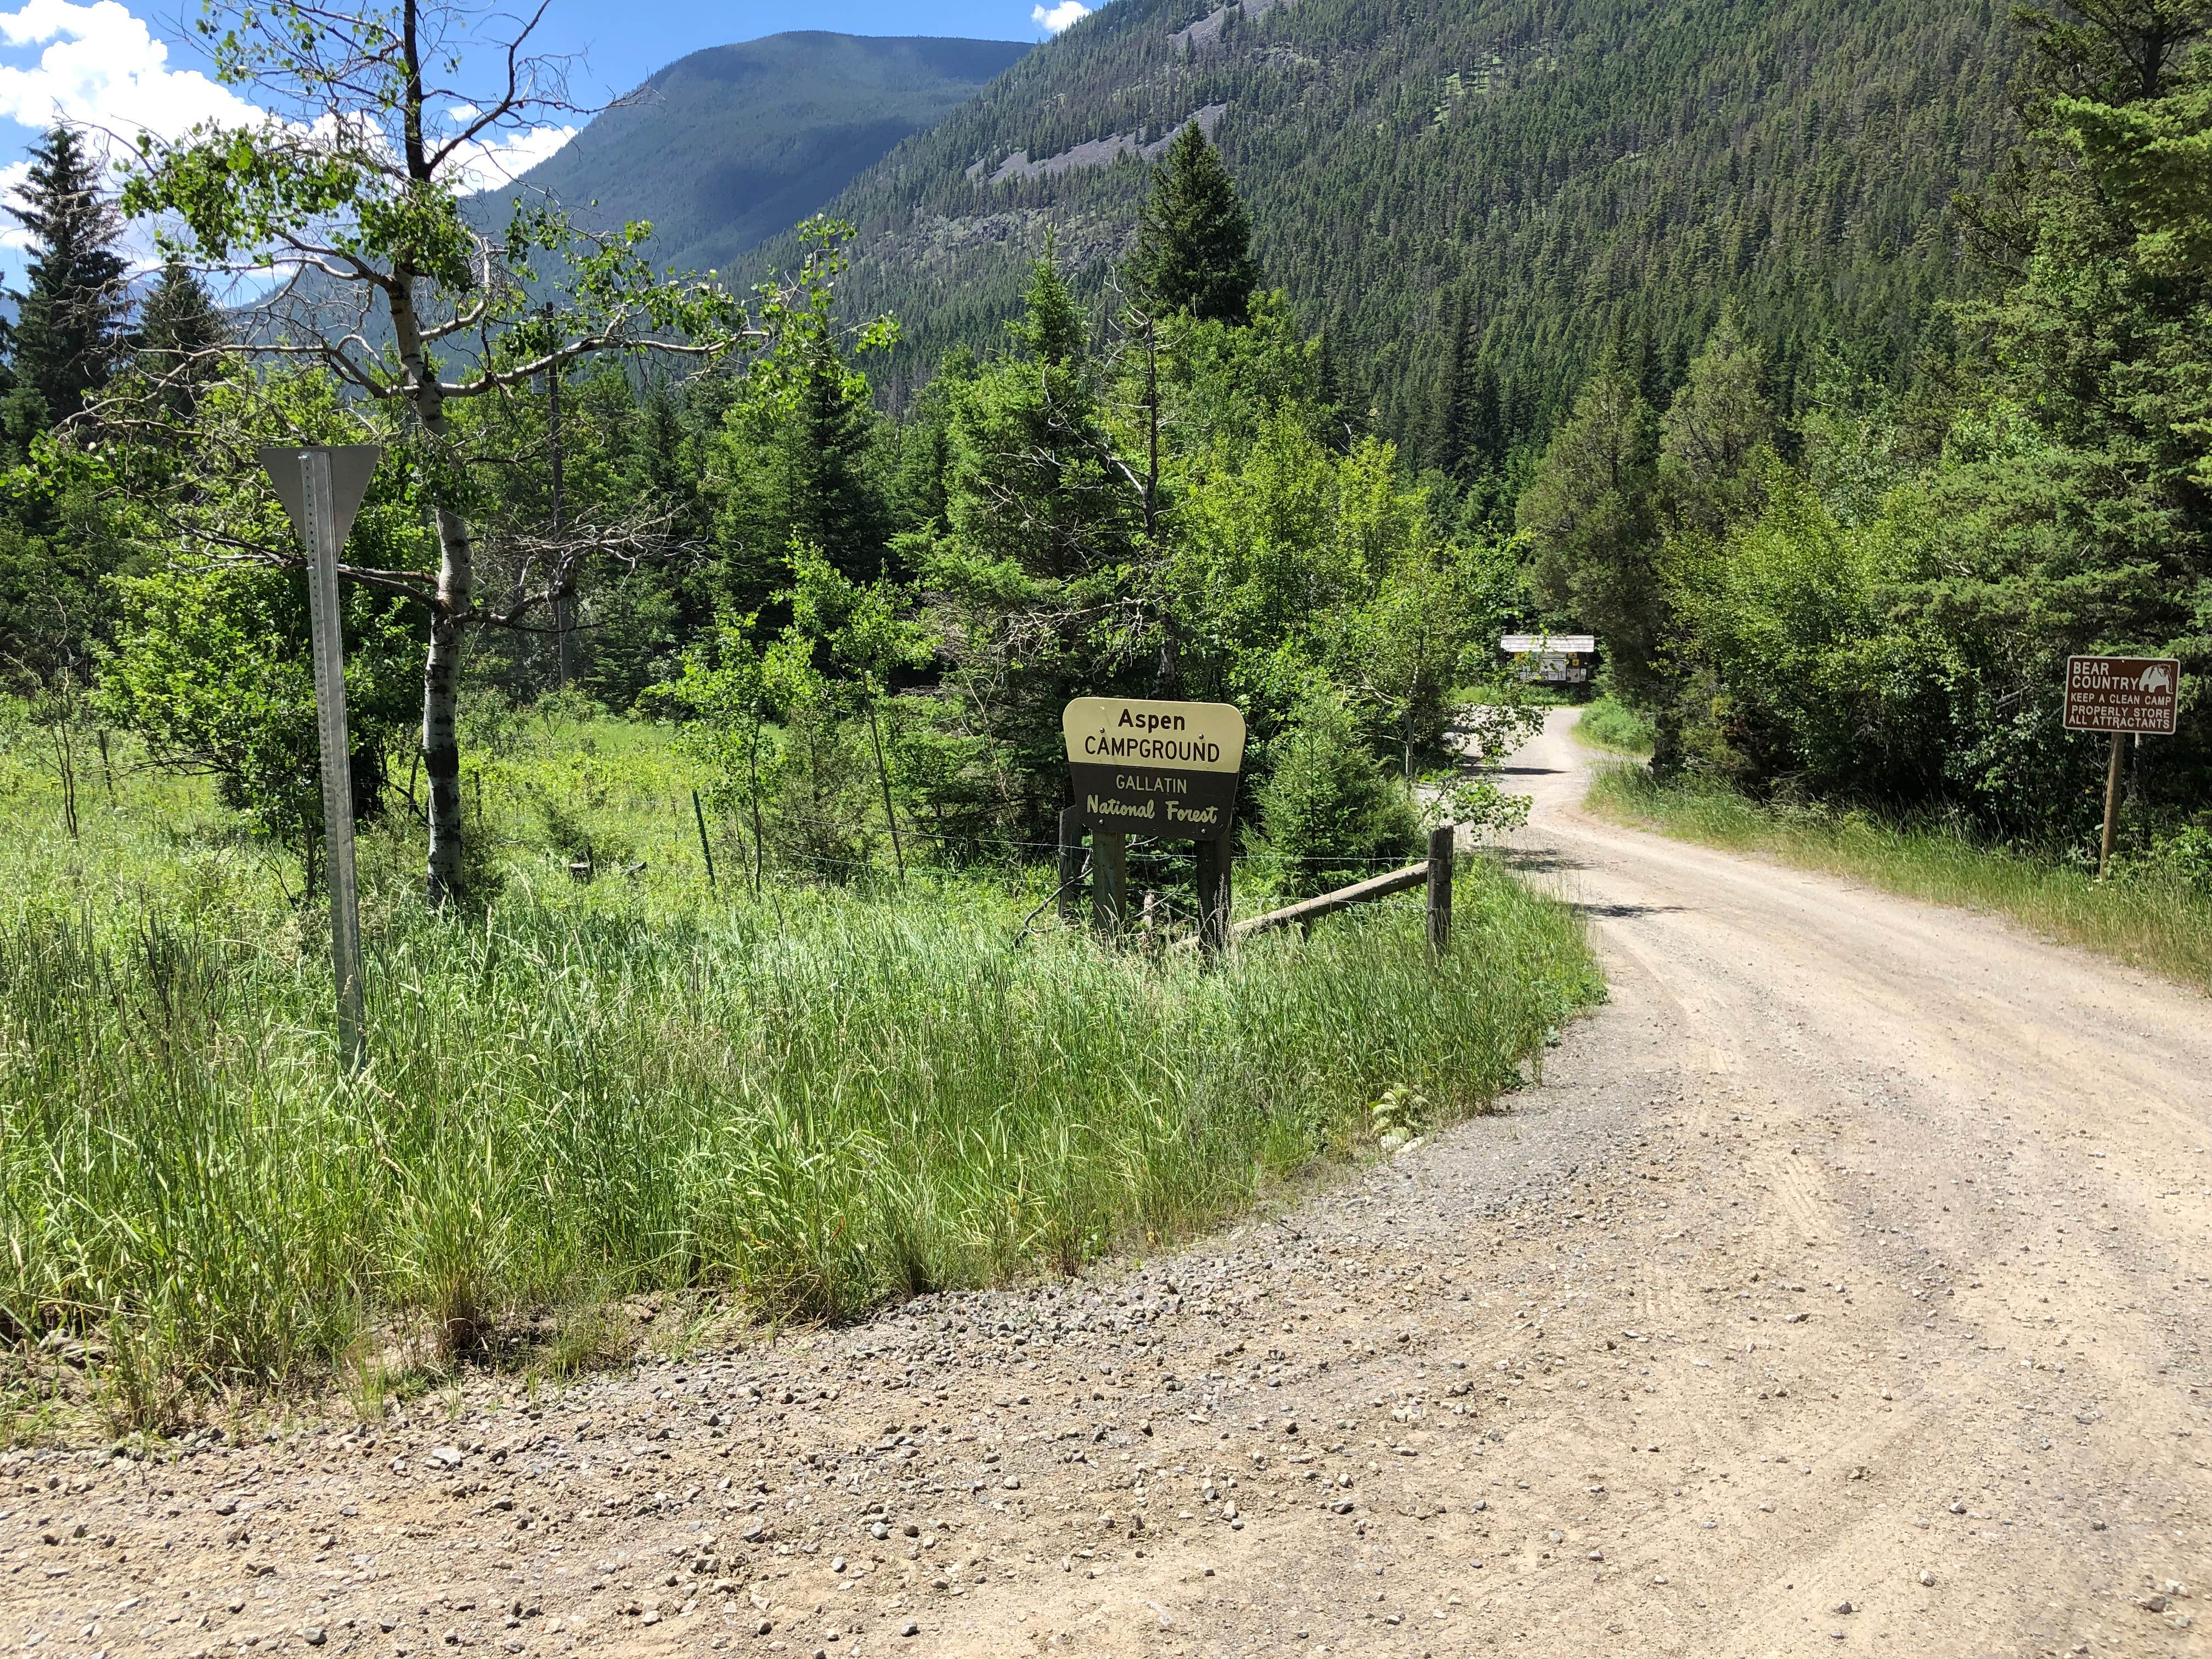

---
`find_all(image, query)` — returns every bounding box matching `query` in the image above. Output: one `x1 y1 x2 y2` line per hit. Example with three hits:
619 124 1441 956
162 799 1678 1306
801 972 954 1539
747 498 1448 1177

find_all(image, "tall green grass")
1588 764 2212 993
0 724 1599 1402
1573 697 1655 755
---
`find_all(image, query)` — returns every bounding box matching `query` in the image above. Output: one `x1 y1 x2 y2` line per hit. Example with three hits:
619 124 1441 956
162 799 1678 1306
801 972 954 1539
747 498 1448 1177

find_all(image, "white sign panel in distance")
1063 697 1247 840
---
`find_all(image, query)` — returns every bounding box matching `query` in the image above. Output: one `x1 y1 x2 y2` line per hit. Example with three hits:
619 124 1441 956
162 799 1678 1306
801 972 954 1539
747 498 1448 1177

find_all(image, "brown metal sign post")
1063 697 1248 951
2062 654 2182 878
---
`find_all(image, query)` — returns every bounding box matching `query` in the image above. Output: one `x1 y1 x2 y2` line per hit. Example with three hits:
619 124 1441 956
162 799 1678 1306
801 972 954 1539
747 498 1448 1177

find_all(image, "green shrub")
1258 693 1421 897
2131 823 2212 899
1576 696 1655 755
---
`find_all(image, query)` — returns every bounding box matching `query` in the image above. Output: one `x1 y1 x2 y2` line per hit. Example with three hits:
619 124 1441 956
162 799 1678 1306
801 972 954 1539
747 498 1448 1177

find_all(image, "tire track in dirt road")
7 709 2209 1659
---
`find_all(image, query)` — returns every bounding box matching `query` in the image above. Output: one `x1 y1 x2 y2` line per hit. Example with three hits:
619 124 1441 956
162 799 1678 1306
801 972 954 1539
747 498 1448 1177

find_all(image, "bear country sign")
2063 656 2182 735
1064 697 1247 840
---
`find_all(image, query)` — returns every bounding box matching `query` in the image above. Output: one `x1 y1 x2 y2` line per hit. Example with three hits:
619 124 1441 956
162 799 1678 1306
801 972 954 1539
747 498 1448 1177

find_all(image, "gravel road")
7 708 2210 1659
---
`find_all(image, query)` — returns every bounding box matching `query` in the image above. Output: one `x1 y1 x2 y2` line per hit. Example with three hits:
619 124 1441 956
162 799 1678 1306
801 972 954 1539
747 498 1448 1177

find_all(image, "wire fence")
685 805 1450 872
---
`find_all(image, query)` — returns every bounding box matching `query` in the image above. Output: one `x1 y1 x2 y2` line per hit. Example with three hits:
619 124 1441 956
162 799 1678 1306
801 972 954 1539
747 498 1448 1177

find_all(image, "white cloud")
1034 1 1091 35
0 0 261 146
445 120 576 192
0 5 571 188
0 0 574 279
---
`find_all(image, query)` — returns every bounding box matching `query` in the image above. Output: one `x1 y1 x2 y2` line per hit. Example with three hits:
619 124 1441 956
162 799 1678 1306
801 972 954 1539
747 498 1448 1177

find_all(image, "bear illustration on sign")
2138 664 2174 695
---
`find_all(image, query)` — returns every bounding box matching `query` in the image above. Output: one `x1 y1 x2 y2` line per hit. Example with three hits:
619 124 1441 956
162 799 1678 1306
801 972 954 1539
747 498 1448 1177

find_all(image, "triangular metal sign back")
258 444 384 546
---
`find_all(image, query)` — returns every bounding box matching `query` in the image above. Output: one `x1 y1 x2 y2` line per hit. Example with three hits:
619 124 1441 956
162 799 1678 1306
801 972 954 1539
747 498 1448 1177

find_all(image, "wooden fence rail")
1142 823 1457 955
1233 861 1425 938
1234 824 1457 951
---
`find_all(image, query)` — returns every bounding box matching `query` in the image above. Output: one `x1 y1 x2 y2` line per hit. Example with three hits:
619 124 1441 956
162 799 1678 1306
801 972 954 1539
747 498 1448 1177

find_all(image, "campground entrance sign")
2063 654 2185 878
1063 696 1246 838
1061 697 1248 952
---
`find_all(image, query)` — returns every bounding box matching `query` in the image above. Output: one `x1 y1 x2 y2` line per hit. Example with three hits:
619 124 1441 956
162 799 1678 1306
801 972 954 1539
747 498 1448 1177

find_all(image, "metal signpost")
1062 696 1248 951
260 444 384 1069
2063 654 2182 878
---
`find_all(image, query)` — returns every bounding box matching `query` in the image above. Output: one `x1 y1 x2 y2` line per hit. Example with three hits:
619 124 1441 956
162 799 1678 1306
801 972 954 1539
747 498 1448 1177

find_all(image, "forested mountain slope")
507 33 1032 276
747 0 2018 450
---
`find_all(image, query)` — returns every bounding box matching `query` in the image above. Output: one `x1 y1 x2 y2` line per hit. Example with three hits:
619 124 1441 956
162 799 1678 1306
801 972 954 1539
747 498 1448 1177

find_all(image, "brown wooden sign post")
2063 655 2182 878
1063 697 1248 952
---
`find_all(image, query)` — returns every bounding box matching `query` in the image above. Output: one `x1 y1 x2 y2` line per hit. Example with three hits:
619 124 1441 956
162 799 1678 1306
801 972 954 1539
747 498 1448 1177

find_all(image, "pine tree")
136 259 229 417
1463 357 1504 476
1425 289 1471 476
6 127 130 425
1519 363 1667 709
1124 123 1261 326
1658 308 1776 536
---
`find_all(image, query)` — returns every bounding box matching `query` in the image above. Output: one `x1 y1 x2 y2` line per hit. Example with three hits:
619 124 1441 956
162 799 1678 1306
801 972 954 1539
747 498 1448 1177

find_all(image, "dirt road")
8 709 2210 1659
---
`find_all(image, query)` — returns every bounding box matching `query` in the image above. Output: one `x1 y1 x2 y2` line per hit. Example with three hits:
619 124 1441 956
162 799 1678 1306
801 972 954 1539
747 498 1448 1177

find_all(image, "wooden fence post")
1057 805 1085 923
1093 831 1128 940
1195 833 1232 956
1426 822 1455 956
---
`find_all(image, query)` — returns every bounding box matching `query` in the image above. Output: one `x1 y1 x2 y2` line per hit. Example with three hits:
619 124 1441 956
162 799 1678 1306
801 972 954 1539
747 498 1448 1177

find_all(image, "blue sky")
509 1 1063 106
0 0 1083 283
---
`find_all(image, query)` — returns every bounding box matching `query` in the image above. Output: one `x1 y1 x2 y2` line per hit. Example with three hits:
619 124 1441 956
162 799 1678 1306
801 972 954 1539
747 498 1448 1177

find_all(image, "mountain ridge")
733 0 2021 447
501 31 1034 278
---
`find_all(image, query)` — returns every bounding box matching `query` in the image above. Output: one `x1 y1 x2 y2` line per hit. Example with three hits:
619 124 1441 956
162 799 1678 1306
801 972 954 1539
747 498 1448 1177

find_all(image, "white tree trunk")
390 274 473 904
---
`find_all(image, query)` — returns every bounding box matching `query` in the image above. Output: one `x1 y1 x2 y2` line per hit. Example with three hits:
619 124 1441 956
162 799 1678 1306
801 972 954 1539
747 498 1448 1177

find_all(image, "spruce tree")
1425 289 1471 476
928 252 1144 833
1463 357 1504 476
713 326 890 613
136 259 229 417
776 331 889 582
1017 251 1088 366
1124 123 1261 325
6 127 130 425
1425 292 1506 481
1519 363 1667 710
1658 308 1776 537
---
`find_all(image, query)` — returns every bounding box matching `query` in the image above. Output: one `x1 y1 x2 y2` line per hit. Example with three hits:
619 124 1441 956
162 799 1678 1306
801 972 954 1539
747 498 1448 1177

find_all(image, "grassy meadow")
1588 763 2212 994
0 704 1600 1429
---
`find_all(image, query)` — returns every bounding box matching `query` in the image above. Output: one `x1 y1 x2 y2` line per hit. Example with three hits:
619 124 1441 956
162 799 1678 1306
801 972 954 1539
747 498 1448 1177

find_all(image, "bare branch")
422 0 557 176
474 500 704 630
196 540 442 603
